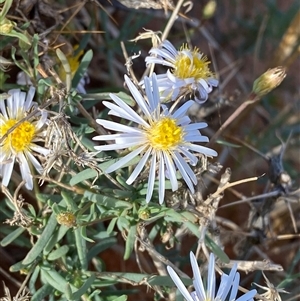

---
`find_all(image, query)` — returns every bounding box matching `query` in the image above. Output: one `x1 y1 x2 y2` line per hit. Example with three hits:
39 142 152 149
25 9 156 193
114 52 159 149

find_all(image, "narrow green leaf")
87 237 117 262
205 235 230 264
71 275 96 300
22 213 57 265
124 224 137 260
56 48 71 92
0 227 25 246
31 284 53 301
41 269 68 294
70 156 140 186
75 227 88 270
72 49 93 89
48 245 69 261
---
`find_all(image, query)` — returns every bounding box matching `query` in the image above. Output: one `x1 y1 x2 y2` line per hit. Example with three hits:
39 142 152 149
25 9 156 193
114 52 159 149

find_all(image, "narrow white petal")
188 144 218 157
218 264 238 300
96 119 142 133
158 153 165 204
105 145 146 173
146 152 156 203
24 87 35 111
174 151 197 184
30 144 50 156
172 100 194 119
18 152 33 190
163 152 178 192
229 272 240 301
190 252 206 300
235 289 257 301
166 266 194 301
172 153 195 192
26 151 43 174
94 142 139 151
0 158 15 186
126 147 151 184
184 123 208 131
124 75 152 117
178 148 198 166
185 135 209 143
107 96 149 127
207 253 216 300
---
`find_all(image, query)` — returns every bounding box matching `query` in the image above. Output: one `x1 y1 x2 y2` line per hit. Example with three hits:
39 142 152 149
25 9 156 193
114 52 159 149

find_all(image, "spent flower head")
0 87 49 190
254 272 288 301
93 74 217 204
252 66 286 97
145 40 218 103
167 252 257 301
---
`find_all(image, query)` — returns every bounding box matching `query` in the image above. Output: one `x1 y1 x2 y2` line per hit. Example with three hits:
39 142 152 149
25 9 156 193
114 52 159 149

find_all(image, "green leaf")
82 91 135 106
47 245 69 261
70 156 140 186
75 227 88 270
0 227 25 246
41 269 75 294
124 224 137 260
110 296 127 301
31 284 53 301
84 191 132 209
22 213 57 265
71 275 96 300
72 49 93 90
87 237 117 262
56 48 71 92
205 235 230 264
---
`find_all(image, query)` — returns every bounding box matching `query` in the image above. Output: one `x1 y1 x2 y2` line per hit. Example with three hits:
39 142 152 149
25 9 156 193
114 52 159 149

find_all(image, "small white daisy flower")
93 74 217 204
167 252 257 301
0 87 49 190
145 40 218 103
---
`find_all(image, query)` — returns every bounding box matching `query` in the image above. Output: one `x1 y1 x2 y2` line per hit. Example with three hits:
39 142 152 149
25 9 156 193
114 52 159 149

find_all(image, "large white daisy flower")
167 252 257 301
145 40 218 103
0 87 49 190
93 74 217 204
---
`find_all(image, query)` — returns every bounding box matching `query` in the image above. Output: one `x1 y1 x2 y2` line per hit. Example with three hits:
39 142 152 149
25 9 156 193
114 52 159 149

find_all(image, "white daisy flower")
93 74 217 204
0 87 49 190
145 40 218 103
167 252 257 301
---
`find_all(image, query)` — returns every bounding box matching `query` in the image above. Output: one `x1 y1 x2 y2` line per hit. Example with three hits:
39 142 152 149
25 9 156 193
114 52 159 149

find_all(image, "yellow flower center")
173 45 213 80
0 119 35 152
147 117 183 151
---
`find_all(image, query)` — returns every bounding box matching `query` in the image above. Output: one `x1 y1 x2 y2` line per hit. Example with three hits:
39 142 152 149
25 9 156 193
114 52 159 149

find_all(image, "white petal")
235 289 257 301
146 152 156 203
207 253 216 300
188 144 218 157
0 157 15 186
166 266 194 301
107 96 149 127
124 75 152 117
158 152 165 204
94 142 140 151
105 145 146 173
24 87 35 111
172 100 194 119
190 252 206 300
26 151 43 174
18 152 33 190
229 272 240 301
163 152 178 192
126 147 151 184
96 119 142 133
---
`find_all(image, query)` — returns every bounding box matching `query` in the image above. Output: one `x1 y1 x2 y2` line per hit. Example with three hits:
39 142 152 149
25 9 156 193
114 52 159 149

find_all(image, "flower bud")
0 18 15 34
56 211 76 227
252 66 286 97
